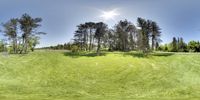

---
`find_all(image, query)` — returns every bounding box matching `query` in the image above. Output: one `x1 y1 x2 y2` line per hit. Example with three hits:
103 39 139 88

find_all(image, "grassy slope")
0 51 200 100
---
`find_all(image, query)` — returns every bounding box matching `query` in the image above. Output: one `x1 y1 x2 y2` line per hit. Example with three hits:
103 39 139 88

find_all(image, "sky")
0 0 200 47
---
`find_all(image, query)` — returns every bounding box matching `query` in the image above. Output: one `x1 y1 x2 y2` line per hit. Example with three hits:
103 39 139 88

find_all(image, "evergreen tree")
94 22 108 55
171 37 178 52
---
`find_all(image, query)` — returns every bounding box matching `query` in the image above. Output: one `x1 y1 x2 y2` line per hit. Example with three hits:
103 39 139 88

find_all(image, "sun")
100 9 119 21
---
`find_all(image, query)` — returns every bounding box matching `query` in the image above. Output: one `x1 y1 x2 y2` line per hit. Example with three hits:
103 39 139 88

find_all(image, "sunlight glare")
100 9 119 21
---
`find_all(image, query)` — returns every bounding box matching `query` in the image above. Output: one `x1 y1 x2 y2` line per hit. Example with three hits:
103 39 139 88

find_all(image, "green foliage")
19 13 43 53
137 17 150 53
170 37 178 52
177 37 188 52
40 43 74 50
151 21 161 50
158 44 169 52
165 37 188 52
95 22 108 55
114 20 135 51
7 46 13 54
159 38 199 52
0 40 5 52
1 13 45 54
188 40 200 52
28 35 40 52
71 45 79 52
137 18 161 53
2 18 18 53
73 18 161 54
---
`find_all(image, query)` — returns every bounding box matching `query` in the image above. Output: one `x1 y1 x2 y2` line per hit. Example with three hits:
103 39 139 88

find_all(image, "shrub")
71 45 79 52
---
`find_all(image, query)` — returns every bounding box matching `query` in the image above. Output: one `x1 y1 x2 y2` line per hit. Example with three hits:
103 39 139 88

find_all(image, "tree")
115 20 129 51
94 22 108 55
0 40 6 52
85 22 96 51
29 35 40 51
170 37 178 52
74 24 88 51
158 44 168 51
0 14 45 54
188 41 200 52
169 37 187 52
151 21 161 50
2 18 18 53
137 18 150 53
127 24 137 50
106 29 116 51
114 20 137 51
178 37 187 52
72 18 161 54
19 13 42 53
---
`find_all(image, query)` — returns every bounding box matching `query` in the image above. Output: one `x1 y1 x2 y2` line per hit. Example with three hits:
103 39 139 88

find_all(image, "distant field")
0 50 200 100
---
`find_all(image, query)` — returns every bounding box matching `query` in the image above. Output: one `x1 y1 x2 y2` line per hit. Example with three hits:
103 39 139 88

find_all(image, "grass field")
0 50 200 100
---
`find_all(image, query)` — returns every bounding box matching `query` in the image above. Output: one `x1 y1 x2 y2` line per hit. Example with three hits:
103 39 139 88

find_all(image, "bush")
71 45 79 52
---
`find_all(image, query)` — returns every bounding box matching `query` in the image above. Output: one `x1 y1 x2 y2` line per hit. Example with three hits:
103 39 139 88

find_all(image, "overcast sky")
1 0 200 47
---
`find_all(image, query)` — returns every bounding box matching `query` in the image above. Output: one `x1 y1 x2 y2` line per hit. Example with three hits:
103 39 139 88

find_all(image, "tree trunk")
22 34 28 54
13 38 18 54
12 40 16 54
20 37 25 54
108 42 112 51
80 42 83 51
24 37 28 53
152 36 155 50
97 38 101 55
89 29 92 51
86 33 89 51
15 38 18 53
31 47 34 52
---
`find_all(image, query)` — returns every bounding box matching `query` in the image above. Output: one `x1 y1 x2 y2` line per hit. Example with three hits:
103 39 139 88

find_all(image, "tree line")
3 15 196 54
70 18 161 54
159 37 200 52
40 43 73 50
0 13 46 54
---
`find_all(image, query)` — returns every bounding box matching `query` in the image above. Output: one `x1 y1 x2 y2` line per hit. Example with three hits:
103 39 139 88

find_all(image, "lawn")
0 50 200 100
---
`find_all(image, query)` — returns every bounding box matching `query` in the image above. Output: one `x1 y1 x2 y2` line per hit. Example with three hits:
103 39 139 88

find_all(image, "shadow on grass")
64 51 174 58
123 52 175 58
123 52 148 58
151 52 175 57
63 52 107 58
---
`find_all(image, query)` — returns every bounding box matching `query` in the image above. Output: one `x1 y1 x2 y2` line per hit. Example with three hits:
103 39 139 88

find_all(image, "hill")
0 51 200 100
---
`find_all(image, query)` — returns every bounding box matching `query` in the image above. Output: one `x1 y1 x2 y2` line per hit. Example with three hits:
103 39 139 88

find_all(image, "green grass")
0 50 200 100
